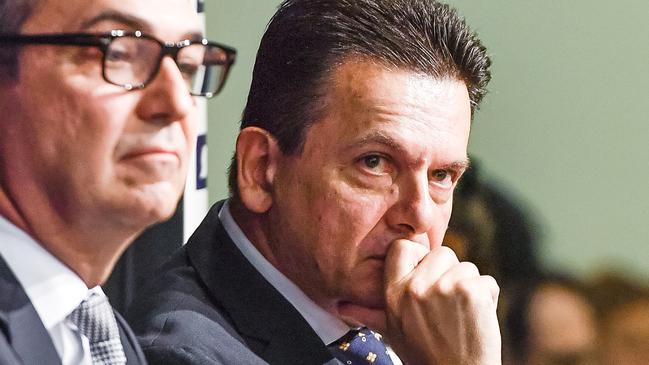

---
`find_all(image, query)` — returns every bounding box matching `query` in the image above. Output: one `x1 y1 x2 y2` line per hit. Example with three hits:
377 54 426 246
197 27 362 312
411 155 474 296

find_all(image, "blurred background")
201 1 649 363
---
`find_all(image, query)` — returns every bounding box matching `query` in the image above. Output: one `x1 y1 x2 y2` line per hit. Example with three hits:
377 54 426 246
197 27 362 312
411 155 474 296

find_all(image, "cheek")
184 118 200 171
441 200 453 223
173 103 199 153
326 178 383 218
14 57 140 190
24 97 99 174
33 77 122 152
313 183 389 256
279 158 392 273
78 103 125 164
428 201 454 247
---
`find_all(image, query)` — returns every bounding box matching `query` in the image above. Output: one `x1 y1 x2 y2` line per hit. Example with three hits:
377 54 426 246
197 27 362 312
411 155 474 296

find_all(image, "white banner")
182 0 209 243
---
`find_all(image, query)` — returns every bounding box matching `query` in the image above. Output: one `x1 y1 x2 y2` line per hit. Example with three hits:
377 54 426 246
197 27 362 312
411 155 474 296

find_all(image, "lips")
120 147 180 161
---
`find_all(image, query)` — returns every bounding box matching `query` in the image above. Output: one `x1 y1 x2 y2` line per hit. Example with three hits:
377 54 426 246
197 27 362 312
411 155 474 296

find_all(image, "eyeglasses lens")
104 36 160 90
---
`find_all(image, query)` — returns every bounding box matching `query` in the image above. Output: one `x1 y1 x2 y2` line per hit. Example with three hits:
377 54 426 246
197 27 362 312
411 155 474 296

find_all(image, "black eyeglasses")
0 30 236 98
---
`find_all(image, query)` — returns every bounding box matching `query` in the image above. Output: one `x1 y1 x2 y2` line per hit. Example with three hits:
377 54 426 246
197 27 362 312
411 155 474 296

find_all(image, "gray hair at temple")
0 0 40 78
227 0 492 196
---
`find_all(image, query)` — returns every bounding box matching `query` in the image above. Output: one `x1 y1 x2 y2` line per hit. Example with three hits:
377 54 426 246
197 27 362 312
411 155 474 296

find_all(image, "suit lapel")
185 201 335 365
115 311 147 365
0 256 61 365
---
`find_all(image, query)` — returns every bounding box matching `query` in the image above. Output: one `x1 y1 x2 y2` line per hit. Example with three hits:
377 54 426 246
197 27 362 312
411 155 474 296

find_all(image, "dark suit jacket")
127 201 338 365
0 255 147 365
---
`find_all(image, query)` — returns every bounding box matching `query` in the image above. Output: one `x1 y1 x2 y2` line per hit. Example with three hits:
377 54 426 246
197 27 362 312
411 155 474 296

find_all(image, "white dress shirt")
219 201 402 365
0 215 101 365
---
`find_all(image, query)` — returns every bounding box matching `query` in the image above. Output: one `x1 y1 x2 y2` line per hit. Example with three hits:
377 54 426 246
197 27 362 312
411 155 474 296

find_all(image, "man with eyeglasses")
0 0 235 364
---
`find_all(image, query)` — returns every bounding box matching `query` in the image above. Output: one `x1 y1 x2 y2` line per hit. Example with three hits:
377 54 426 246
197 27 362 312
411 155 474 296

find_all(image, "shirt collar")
219 200 350 345
0 215 91 330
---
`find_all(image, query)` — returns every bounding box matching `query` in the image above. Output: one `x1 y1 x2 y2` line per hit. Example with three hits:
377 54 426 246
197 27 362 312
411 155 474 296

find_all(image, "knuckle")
404 280 428 302
456 277 499 308
455 279 476 298
436 245 458 261
484 274 498 284
437 277 481 302
483 274 499 288
458 261 480 276
432 277 454 298
484 274 501 299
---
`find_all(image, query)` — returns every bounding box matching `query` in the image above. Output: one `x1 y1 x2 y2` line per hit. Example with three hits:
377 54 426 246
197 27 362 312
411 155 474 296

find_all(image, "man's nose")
386 172 437 237
135 57 194 124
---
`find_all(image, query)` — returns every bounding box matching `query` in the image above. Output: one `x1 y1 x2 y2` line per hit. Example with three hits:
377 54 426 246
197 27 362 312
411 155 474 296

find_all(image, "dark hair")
448 160 542 286
0 0 39 78
589 271 649 320
504 273 593 363
228 0 491 196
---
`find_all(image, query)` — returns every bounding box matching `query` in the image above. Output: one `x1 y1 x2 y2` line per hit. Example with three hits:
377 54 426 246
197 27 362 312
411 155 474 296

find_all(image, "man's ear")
235 127 280 214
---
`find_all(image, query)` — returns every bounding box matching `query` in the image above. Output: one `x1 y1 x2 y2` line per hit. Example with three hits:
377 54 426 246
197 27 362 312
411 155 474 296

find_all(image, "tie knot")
329 328 394 365
68 292 126 365
69 292 118 343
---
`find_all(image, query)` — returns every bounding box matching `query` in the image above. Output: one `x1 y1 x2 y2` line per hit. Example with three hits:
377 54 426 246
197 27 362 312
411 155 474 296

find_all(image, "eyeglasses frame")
0 29 237 97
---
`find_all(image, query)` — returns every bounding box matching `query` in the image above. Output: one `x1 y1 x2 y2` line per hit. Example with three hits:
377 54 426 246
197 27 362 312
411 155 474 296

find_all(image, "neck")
0 186 138 287
228 199 336 310
229 199 280 266
0 185 29 233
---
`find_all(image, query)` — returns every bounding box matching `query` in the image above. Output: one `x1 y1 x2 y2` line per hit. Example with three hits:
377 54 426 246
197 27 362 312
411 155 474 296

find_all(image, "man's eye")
105 47 131 62
357 154 392 175
363 155 382 169
431 169 453 187
177 62 200 79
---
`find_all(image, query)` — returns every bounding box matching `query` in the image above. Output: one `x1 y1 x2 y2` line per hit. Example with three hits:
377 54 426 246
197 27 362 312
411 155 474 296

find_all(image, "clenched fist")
384 240 501 365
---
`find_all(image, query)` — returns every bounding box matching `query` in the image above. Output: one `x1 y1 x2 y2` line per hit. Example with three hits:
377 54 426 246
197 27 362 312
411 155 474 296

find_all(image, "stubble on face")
261 59 472 329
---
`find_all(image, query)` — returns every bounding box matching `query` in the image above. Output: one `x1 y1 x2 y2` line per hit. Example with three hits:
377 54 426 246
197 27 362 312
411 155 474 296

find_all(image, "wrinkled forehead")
23 0 201 40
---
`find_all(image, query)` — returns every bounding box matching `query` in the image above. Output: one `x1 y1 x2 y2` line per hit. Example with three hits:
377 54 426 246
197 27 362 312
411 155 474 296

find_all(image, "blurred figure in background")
444 158 542 288
590 272 649 365
444 165 603 364
503 274 598 365
447 159 649 365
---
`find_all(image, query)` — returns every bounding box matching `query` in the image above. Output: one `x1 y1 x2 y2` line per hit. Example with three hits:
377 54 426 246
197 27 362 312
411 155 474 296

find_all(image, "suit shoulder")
126 249 263 364
142 339 267 365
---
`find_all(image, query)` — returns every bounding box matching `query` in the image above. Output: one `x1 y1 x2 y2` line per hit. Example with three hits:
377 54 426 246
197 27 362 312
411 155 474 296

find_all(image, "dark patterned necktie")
329 328 394 365
68 292 127 365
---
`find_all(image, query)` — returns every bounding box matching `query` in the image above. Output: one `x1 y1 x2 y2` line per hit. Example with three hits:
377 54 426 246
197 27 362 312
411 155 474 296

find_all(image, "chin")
148 205 177 223
338 302 388 333
121 184 182 225
146 196 181 221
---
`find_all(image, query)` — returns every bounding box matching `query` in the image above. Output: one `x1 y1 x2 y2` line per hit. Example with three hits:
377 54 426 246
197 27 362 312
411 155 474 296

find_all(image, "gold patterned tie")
329 328 394 365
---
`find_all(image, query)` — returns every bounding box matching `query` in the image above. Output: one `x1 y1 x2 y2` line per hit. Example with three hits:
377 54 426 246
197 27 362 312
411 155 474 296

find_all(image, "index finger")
384 239 429 287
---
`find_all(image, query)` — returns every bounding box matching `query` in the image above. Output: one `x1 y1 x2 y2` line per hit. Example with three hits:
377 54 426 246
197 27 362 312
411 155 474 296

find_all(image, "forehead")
331 60 469 120
321 59 471 151
23 0 200 38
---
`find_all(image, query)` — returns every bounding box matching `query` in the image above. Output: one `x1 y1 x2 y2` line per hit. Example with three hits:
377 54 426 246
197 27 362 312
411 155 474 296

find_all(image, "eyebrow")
354 131 408 155
442 159 471 173
352 131 470 171
80 10 153 32
79 10 203 40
